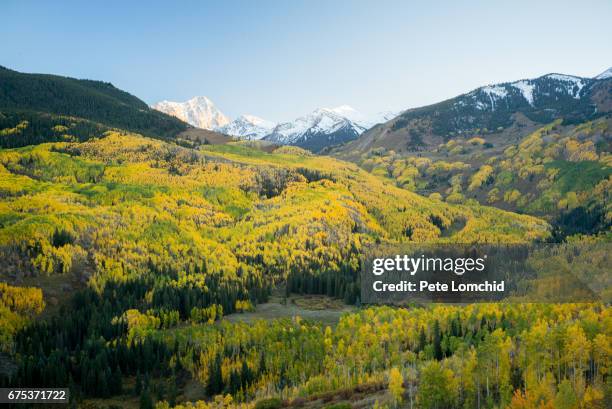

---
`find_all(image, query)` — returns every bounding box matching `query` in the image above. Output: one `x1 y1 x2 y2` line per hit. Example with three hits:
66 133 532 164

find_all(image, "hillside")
2 132 610 409
331 71 612 239
0 92 608 409
0 132 549 286
353 116 611 238
0 67 608 409
338 71 612 155
0 66 191 146
0 131 554 402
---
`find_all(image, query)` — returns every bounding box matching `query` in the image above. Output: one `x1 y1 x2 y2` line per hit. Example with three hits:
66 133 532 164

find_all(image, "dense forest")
0 117 609 409
0 66 189 145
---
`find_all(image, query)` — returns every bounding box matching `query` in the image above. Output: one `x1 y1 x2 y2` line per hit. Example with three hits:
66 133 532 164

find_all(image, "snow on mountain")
216 115 276 140
467 73 590 111
595 67 612 80
511 80 536 106
261 107 370 152
261 105 399 151
152 96 230 130
265 107 366 145
544 74 586 98
352 69 610 154
325 105 398 128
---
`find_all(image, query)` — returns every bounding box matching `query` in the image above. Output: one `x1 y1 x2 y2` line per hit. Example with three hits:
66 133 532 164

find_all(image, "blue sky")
2 0 611 122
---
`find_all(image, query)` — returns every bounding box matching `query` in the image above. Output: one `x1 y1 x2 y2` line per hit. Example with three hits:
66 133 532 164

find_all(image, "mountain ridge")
0 66 190 146
336 70 612 156
595 67 612 80
151 94 399 151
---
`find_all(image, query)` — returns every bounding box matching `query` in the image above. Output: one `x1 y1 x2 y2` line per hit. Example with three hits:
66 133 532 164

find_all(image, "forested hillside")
0 66 189 146
338 74 611 155
0 130 568 407
350 116 611 240
0 70 609 409
330 69 612 242
0 131 548 287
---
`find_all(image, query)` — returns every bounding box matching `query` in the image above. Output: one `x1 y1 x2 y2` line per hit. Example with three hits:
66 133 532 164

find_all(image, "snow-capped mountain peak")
263 107 367 152
152 96 230 130
595 67 612 80
261 105 400 152
276 108 364 140
215 114 276 140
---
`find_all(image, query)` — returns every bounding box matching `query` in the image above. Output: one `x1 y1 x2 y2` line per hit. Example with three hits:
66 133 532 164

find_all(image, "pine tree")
433 320 443 360
418 326 427 352
207 354 223 396
139 388 154 409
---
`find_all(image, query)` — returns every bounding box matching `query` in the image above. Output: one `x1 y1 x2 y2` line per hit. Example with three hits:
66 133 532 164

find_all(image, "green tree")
416 361 457 409
139 388 154 409
554 380 578 409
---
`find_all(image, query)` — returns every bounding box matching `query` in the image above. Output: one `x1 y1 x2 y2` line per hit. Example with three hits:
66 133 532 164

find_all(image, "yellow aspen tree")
388 367 404 408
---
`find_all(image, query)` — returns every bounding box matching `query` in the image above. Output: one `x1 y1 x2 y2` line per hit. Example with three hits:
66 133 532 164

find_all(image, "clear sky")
2 0 611 122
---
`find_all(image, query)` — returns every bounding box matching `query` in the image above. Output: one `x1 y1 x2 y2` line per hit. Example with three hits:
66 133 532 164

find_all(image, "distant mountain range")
152 96 398 152
3 64 609 154
258 108 393 152
339 68 612 155
151 67 612 155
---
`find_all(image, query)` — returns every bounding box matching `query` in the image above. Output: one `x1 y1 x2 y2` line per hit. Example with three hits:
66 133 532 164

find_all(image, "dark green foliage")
52 228 74 248
2 265 270 401
551 205 609 241
139 388 154 409
0 66 188 146
0 110 110 148
432 320 443 360
393 75 601 139
407 128 425 148
207 353 223 396
286 260 360 304
418 326 427 352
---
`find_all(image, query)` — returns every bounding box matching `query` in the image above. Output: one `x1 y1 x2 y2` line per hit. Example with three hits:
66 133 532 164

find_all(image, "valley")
0 65 609 409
